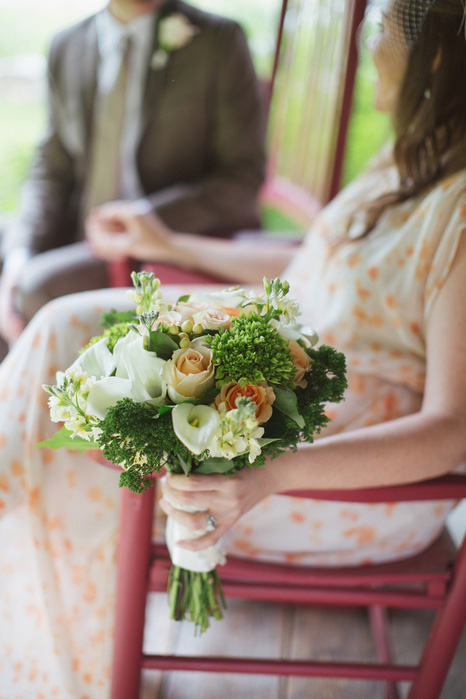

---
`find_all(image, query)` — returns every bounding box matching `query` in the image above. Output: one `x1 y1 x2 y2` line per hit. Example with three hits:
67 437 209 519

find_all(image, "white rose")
188 288 246 308
270 319 319 346
86 377 133 420
85 331 167 419
113 329 167 406
69 337 116 380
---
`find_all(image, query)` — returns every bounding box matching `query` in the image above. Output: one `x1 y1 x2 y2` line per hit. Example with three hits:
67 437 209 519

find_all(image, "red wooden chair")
109 472 466 699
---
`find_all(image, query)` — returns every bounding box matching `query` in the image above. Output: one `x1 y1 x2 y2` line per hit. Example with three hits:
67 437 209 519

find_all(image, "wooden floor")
140 505 466 699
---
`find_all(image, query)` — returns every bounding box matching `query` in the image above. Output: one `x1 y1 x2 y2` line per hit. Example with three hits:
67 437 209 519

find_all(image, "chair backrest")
265 0 368 209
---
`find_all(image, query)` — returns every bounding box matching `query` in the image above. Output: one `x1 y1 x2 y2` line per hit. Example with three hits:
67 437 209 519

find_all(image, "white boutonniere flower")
151 13 200 70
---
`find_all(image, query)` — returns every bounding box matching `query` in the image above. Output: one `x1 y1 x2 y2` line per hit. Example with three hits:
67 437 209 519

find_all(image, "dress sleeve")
424 183 466 321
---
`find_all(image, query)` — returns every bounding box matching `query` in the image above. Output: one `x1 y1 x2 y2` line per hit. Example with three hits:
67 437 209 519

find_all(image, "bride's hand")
159 464 281 550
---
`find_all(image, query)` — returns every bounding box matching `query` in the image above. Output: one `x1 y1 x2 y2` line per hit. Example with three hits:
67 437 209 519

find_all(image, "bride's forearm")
271 411 466 494
160 410 466 552
167 231 295 284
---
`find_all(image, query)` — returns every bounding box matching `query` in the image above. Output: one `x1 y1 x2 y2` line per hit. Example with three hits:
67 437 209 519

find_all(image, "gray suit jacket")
6 0 266 256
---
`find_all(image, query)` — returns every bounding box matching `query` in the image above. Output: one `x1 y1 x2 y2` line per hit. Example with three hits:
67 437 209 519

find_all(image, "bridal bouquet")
40 272 347 632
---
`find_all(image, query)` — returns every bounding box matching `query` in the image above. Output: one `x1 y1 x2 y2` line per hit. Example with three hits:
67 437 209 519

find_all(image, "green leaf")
273 387 305 428
177 294 190 303
257 437 280 447
35 426 100 452
175 454 192 476
157 404 174 416
181 387 218 406
194 457 235 475
147 329 179 359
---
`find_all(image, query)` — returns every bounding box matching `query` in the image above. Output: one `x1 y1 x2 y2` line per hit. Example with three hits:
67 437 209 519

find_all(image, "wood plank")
286 606 386 698
140 594 466 698
143 597 284 698
390 608 466 699
141 593 179 698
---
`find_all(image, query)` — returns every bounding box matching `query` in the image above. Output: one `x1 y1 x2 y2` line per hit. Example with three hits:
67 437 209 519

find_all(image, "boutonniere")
150 13 200 70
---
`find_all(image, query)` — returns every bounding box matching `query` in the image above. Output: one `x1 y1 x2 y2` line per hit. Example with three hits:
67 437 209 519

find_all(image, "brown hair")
359 0 466 236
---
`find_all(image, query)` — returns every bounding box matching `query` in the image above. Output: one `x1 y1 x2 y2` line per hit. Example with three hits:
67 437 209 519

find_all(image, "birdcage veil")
367 0 466 46
394 0 437 43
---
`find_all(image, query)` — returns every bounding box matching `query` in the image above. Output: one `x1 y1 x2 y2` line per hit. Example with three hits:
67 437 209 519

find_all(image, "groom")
0 0 265 346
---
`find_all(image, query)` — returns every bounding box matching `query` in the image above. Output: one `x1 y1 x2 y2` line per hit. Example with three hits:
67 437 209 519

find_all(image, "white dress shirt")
95 9 156 199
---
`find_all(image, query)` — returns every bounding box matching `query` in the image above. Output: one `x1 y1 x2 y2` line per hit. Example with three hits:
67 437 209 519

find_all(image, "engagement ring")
205 512 217 532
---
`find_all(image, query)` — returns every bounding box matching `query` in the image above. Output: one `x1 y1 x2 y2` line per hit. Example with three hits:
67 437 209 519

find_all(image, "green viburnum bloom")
211 312 296 386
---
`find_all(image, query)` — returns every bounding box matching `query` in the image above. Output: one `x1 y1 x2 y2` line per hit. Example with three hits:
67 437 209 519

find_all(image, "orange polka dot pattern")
0 288 180 696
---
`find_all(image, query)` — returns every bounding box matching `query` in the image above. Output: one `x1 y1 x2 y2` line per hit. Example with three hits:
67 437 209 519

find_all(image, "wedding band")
205 512 217 532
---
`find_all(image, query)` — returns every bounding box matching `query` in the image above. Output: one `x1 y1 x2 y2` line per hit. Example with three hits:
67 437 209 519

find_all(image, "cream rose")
162 337 215 402
175 301 208 323
288 340 311 387
215 381 276 424
152 311 183 329
192 306 232 331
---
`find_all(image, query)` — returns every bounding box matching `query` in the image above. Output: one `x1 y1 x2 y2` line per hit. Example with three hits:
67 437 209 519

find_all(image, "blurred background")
0 0 391 228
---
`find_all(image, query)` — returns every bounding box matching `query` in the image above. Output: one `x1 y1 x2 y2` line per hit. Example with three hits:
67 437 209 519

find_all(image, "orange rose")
215 381 275 424
222 306 242 317
288 340 311 387
162 338 215 401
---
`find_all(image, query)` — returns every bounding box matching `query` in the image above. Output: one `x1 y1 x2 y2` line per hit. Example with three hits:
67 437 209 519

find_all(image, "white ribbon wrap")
165 503 226 573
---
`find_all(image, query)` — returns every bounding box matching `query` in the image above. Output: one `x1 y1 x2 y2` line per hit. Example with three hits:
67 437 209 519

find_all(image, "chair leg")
408 538 466 699
369 605 400 699
110 484 155 699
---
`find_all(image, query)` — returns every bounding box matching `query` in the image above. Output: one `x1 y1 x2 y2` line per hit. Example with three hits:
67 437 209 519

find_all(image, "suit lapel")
140 0 181 136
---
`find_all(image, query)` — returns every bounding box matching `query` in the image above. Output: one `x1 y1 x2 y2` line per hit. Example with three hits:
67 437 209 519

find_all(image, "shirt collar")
96 8 157 58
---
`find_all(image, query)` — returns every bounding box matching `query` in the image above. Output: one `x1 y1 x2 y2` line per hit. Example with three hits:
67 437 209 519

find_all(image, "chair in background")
108 0 369 288
108 472 466 699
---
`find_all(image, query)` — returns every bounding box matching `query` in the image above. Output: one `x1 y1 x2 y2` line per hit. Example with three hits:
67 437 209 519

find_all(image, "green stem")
167 566 227 634
168 565 183 620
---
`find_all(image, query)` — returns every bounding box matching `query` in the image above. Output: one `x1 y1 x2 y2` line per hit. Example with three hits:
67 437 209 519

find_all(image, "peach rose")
288 340 311 387
162 338 214 401
175 301 209 323
152 311 183 329
222 306 242 317
192 306 232 331
215 381 276 424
